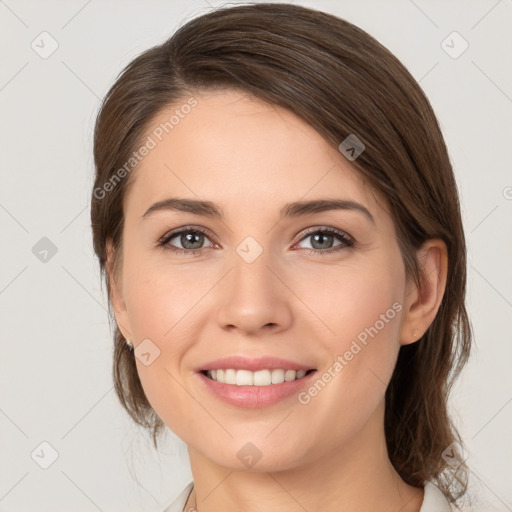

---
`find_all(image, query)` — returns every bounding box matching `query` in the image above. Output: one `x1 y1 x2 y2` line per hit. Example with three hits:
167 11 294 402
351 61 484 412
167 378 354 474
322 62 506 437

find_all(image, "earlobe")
400 239 448 346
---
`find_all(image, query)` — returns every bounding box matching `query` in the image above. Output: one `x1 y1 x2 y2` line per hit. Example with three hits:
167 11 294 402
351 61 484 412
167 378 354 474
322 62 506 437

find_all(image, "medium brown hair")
90 2 472 505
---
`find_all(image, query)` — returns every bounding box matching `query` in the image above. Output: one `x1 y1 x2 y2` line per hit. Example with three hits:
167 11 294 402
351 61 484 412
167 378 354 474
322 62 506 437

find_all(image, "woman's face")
110 88 415 471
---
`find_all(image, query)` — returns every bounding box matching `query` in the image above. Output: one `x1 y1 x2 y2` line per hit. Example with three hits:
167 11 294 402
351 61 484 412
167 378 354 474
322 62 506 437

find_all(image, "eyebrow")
142 197 375 224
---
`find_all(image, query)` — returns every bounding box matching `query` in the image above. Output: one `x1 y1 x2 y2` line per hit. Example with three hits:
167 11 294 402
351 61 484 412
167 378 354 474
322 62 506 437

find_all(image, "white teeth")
236 370 254 386
205 368 311 386
271 369 285 384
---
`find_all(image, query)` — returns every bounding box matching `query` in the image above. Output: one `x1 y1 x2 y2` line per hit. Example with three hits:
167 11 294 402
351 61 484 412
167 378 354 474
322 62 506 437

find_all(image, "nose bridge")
231 233 277 301
215 233 292 333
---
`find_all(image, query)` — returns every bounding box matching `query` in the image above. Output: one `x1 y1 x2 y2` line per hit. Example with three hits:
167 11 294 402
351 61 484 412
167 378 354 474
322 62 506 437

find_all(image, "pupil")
312 233 332 250
182 232 203 249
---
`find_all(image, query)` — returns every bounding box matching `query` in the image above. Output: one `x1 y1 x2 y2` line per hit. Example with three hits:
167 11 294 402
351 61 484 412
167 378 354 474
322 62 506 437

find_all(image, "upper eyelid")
298 225 352 239
163 225 216 243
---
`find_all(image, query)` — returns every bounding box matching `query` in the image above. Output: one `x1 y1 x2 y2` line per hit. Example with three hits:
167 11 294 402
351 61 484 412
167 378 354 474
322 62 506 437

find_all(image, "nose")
215 245 293 336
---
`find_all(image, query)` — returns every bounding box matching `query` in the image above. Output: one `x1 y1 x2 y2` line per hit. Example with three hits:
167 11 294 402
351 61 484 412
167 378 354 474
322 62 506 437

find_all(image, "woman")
90 3 472 511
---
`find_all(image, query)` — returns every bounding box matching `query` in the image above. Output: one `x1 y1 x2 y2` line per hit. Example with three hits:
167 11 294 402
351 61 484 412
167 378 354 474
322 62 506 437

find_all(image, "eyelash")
156 225 355 256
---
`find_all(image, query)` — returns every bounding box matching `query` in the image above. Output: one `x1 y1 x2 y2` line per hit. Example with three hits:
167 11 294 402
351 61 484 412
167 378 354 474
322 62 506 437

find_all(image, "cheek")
296 258 403 347
121 252 217 420
125 275 195 437
123 253 205 341
298 260 403 407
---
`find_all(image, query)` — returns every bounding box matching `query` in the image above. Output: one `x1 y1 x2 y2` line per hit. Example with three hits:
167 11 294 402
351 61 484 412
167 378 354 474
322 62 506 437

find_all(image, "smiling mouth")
200 368 316 386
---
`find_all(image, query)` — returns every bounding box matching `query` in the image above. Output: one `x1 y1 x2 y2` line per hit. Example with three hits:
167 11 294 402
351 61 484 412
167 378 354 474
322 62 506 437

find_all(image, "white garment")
161 480 452 511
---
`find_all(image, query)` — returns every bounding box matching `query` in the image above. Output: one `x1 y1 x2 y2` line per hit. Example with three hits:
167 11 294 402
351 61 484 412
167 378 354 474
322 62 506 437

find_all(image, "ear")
106 238 134 342
400 238 448 346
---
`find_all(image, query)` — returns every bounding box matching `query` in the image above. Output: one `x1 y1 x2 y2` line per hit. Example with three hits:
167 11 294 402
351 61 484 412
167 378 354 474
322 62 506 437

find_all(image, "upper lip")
195 355 317 372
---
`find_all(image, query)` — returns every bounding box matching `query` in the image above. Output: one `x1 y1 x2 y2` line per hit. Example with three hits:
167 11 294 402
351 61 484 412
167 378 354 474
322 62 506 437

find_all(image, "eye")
157 226 215 255
294 227 355 255
157 226 355 256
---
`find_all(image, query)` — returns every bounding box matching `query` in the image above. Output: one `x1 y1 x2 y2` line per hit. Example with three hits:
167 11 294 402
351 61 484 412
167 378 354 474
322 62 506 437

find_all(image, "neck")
184 400 424 512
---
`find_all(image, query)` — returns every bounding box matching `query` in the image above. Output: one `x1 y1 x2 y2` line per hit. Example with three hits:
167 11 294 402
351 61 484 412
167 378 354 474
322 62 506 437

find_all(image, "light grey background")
1 0 511 510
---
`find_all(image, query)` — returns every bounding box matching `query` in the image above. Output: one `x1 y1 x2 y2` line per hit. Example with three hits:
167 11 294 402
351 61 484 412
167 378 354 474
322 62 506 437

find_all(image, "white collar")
420 481 452 511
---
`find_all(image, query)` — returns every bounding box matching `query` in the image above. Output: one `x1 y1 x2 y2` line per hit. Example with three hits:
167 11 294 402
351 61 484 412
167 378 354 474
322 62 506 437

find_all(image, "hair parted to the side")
90 2 472 505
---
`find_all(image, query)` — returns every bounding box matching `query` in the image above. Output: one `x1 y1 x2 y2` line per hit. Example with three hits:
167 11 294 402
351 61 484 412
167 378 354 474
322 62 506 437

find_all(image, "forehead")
125 89 382 220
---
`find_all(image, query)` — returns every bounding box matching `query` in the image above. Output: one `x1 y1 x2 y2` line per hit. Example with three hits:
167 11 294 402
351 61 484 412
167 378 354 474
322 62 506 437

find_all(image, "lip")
195 355 316 372
195 369 318 408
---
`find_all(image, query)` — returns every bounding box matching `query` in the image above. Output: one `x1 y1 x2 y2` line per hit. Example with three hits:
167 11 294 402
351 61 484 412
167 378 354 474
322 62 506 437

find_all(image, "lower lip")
195 370 317 408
